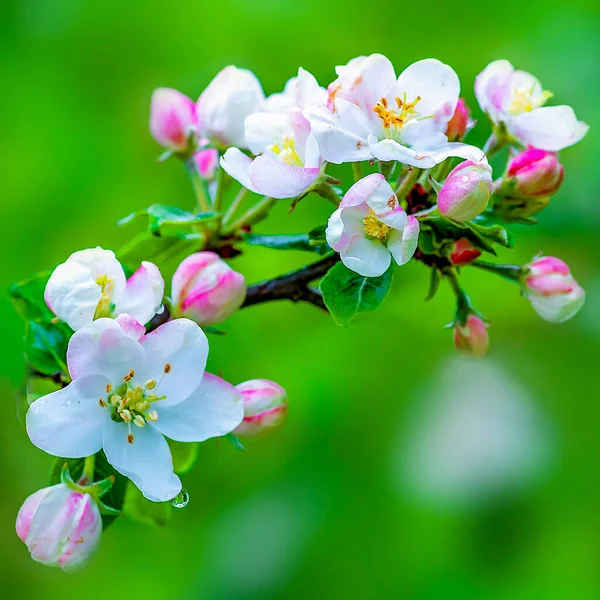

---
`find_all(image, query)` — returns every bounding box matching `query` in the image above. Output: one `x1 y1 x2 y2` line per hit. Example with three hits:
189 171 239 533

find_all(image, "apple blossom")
150 88 198 152
326 173 419 277
221 68 326 199
449 238 481 266
304 54 485 168
233 379 288 437
194 147 219 180
16 484 102 572
445 98 471 142
453 314 489 357
172 252 246 325
196 66 265 149
475 60 588 151
45 247 164 331
437 160 493 222
505 148 564 197
522 256 585 323
26 317 244 501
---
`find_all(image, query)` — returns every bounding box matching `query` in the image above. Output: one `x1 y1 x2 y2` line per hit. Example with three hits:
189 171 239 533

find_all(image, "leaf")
9 271 53 322
467 221 514 249
122 482 171 527
320 262 394 327
25 321 70 375
243 232 330 255
168 440 200 474
119 204 219 235
117 232 202 270
425 268 442 301
226 433 246 452
49 453 128 529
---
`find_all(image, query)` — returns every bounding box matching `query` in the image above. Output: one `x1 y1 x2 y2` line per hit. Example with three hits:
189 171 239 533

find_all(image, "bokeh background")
2 1 600 597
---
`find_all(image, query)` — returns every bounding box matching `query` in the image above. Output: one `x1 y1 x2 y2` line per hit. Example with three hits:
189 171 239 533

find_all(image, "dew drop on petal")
170 488 189 509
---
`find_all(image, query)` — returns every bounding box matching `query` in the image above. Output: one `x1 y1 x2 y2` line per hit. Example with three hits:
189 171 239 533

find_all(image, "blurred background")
2 0 600 597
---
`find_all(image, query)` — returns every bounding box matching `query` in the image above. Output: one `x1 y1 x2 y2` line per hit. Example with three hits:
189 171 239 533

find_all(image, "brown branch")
242 254 340 310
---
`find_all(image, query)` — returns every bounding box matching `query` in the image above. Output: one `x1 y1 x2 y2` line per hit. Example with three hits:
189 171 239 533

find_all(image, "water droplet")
170 488 189 509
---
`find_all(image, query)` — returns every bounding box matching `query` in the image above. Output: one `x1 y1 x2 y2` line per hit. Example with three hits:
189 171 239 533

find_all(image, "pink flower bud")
233 379 288 437
16 484 102 572
523 256 585 323
506 148 564 197
172 252 246 325
194 148 219 180
438 160 493 222
453 315 489 357
449 238 481 266
150 88 197 152
445 98 470 141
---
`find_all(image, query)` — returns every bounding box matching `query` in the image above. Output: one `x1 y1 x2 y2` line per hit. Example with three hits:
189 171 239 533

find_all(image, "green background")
2 1 599 597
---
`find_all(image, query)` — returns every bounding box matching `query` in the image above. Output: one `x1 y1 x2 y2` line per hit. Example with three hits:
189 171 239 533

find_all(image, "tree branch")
242 254 340 310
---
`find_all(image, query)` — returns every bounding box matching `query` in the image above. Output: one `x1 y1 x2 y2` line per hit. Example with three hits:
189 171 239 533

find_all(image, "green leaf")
243 232 330 255
9 271 53 322
320 262 394 326
25 321 70 375
49 453 128 529
117 232 202 270
467 221 514 249
119 204 219 235
168 440 200 474
122 482 171 527
425 268 442 301
226 433 246 452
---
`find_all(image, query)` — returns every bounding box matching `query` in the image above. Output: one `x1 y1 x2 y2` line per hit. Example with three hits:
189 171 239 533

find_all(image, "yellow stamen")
147 411 159 422
363 212 391 240
373 93 421 130
133 415 146 428
164 364 172 374
127 434 134 444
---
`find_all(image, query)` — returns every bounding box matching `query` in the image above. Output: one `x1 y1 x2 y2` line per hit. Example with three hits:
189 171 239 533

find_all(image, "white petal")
474 60 514 120
294 67 327 109
328 205 370 252
325 208 345 250
140 318 208 406
245 111 294 156
363 177 407 230
510 106 589 151
26 375 109 458
395 59 460 129
304 100 373 164
249 155 320 199
341 173 384 207
115 262 164 325
103 420 181 502
153 373 243 442
341 236 391 277
387 216 420 266
114 314 146 342
220 148 258 193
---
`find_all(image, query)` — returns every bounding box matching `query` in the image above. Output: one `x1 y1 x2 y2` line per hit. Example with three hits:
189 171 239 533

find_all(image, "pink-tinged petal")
525 274 574 296
304 99 373 164
528 284 585 324
115 262 164 326
474 60 514 120
527 256 571 277
220 148 257 193
387 216 419 266
326 205 370 253
67 318 148 383
341 173 385 207
233 379 288 437
249 155 320 199
150 88 197 151
140 319 208 406
16 487 53 542
363 177 407 230
510 106 589 152
171 252 221 305
26 375 110 458
194 148 219 179
341 236 391 277
454 314 489 357
114 315 146 342
153 373 243 442
103 420 181 502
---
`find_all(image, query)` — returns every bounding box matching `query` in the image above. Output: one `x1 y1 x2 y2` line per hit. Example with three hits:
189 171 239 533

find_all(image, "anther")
121 409 132 422
133 415 146 428
110 394 122 406
127 434 134 444
98 398 107 407
106 384 113 393
147 411 158 422
164 363 172 374
145 379 157 390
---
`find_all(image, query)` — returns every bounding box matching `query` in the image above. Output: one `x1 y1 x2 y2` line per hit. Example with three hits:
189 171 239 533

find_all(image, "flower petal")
140 318 208 406
153 373 243 442
115 262 164 326
114 314 146 342
249 155 320 199
387 216 420 266
510 106 589 151
363 177 407 230
341 236 391 277
26 375 109 458
474 60 514 121
103 420 181 502
67 318 148 383
220 148 258 193
245 111 294 156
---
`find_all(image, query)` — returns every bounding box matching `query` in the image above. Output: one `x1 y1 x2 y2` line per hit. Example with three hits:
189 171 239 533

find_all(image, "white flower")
326 173 420 277
475 60 588 151
221 68 327 199
45 247 164 331
304 54 484 168
26 317 244 501
196 66 265 149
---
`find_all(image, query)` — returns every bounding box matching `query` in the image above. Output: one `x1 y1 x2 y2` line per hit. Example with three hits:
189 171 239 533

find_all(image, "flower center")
508 86 553 115
267 136 303 166
363 212 390 240
98 363 172 444
93 274 116 319
373 93 422 134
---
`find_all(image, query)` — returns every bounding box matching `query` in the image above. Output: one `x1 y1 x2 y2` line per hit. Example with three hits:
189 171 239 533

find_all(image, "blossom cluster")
12 53 588 571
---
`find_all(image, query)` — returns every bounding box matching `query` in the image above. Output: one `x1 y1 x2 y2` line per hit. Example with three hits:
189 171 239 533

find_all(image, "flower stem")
222 196 276 235
472 260 523 282
83 454 96 484
379 160 396 179
443 267 473 315
184 156 211 212
221 187 251 229
396 167 422 200
352 162 364 182
482 133 506 158
213 164 228 213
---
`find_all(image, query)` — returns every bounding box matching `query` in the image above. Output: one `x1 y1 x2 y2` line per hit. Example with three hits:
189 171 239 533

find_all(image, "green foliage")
168 440 200 474
26 376 62 405
117 232 202 270
320 262 394 326
225 433 246 452
8 271 53 322
122 482 171 527
49 453 128 529
25 322 70 375
243 230 330 255
119 204 219 235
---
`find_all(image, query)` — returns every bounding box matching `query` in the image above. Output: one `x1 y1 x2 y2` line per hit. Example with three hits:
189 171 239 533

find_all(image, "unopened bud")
522 256 585 323
445 98 470 141
233 379 288 437
171 252 246 326
453 314 489 357
506 148 564 198
194 148 219 180
438 160 493 222
449 238 481 266
150 88 197 152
